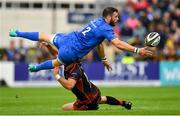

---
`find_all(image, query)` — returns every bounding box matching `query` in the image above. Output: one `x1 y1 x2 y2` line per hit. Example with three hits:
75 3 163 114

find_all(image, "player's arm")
111 38 153 57
38 41 58 56
96 43 112 71
45 43 58 56
53 67 76 90
96 43 105 60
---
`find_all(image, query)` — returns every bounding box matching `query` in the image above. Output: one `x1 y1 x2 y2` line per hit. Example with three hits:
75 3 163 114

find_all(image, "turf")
0 86 180 115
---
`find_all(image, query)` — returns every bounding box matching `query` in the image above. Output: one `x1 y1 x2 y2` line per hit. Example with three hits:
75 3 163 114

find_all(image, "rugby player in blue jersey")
9 7 153 72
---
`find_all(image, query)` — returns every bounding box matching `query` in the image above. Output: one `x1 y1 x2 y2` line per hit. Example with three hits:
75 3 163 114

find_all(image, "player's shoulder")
65 63 82 75
65 63 77 71
93 17 113 30
64 63 81 80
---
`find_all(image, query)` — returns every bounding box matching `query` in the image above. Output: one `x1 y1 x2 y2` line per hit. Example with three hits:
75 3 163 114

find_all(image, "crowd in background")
0 0 179 64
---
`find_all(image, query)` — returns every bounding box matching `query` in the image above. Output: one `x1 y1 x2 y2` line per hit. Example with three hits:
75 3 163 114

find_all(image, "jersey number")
82 26 91 36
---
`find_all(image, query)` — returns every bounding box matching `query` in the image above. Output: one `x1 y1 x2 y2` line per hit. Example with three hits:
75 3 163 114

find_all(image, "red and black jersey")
64 63 101 104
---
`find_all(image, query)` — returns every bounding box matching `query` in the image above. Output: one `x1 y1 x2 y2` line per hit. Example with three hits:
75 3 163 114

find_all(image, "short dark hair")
102 7 118 18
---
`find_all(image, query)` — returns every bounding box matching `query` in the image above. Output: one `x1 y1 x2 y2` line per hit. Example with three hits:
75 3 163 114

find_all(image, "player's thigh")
39 33 55 43
52 59 63 67
62 102 75 111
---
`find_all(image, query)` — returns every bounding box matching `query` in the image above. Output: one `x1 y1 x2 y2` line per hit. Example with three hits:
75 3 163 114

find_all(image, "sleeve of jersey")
104 28 117 41
69 72 79 80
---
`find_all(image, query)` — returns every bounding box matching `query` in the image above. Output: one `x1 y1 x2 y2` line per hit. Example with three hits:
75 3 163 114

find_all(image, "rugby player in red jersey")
54 63 132 110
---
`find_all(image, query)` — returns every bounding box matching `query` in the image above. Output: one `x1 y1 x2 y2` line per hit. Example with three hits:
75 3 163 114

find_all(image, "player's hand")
102 60 112 71
53 67 59 76
38 41 49 49
139 47 154 57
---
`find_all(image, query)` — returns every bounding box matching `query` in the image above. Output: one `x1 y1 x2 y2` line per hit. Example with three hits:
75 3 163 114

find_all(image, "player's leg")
99 96 132 110
62 102 75 111
63 100 92 110
39 33 55 43
9 29 54 43
28 58 63 72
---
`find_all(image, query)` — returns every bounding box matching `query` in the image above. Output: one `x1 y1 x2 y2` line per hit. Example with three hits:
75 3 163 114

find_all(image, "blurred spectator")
139 11 151 29
0 49 8 61
170 20 178 33
2 54 8 61
6 40 17 61
162 12 172 27
156 23 168 51
121 53 135 64
26 48 37 63
133 0 149 13
163 33 176 57
152 11 162 27
126 14 139 30
146 7 154 21
159 0 171 13
149 0 161 11
120 7 130 24
174 6 180 27
16 40 27 62
121 23 133 42
133 22 146 41
121 23 133 37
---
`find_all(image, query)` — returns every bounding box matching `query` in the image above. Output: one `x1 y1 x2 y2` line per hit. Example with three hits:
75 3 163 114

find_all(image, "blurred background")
0 0 180 87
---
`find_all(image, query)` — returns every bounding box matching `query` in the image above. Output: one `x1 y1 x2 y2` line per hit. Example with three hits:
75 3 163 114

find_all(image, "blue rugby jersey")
72 17 116 59
54 17 116 64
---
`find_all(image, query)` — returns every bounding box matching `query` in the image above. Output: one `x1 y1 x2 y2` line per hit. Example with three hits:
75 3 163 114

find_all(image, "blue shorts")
51 33 79 65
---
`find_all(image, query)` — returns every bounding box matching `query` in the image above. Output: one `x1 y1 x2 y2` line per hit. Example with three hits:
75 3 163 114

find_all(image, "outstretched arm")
111 38 153 57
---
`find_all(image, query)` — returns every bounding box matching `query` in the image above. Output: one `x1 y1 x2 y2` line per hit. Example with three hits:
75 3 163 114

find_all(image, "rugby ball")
145 32 160 47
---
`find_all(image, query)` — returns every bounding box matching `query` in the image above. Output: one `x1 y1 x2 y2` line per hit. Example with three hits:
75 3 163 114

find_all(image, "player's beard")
109 19 116 26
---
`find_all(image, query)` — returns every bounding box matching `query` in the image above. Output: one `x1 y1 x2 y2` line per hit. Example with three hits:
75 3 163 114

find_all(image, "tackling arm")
53 67 76 90
57 77 76 90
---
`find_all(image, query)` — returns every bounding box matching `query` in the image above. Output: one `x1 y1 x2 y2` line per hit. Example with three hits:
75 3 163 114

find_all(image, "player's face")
110 12 119 26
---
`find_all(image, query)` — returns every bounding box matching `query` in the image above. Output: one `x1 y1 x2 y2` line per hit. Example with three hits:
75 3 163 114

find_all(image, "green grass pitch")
0 86 180 115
